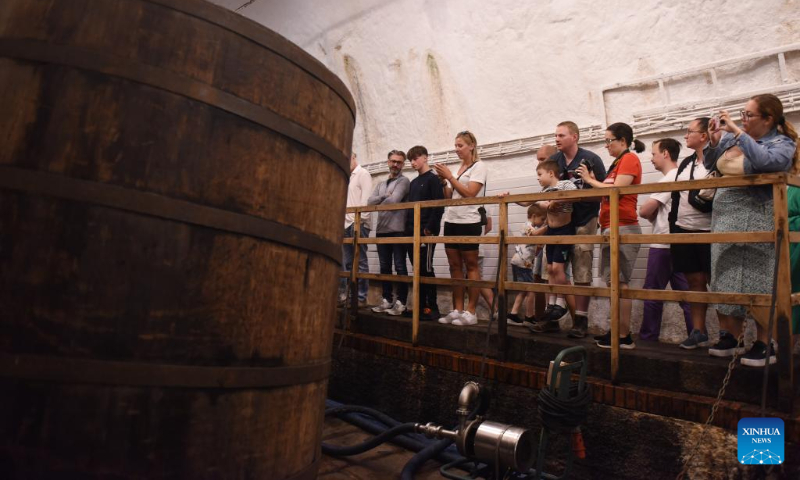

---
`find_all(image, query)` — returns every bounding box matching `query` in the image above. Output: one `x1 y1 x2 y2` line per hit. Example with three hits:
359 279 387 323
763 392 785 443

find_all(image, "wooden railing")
340 172 799 413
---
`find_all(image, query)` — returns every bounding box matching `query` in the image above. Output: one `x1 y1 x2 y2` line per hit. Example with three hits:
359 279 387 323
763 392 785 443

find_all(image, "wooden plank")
622 288 774 306
792 293 800 306
498 202 508 360
609 190 620 384
359 273 413 283
505 282 610 297
508 234 607 245
790 232 800 244
345 173 788 213
787 173 800 188
423 236 500 244
355 236 414 244
771 183 795 414
621 232 774 245
419 277 497 289
412 204 421 346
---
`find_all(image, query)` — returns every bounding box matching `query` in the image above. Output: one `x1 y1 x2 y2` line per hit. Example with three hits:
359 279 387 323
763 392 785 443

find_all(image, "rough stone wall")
212 0 800 342
213 0 799 160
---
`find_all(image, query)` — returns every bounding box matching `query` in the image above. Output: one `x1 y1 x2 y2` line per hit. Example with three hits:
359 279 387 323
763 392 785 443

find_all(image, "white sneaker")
372 298 392 313
453 311 478 326
386 300 406 316
438 310 461 324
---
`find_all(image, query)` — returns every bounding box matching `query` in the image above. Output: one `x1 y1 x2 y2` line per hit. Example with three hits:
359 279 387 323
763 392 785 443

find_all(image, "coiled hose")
537 384 592 432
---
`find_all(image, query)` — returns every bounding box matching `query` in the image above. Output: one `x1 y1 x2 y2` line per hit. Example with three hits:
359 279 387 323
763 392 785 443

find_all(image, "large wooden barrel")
0 0 355 478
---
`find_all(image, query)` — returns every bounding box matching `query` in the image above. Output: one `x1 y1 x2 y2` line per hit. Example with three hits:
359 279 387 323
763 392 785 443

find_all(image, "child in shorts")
529 160 577 333
508 204 547 326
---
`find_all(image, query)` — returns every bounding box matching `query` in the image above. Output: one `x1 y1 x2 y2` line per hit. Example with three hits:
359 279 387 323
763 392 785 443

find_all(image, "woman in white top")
433 131 488 326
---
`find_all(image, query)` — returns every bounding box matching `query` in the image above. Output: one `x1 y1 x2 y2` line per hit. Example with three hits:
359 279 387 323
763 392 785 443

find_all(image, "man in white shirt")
637 139 693 342
339 153 373 307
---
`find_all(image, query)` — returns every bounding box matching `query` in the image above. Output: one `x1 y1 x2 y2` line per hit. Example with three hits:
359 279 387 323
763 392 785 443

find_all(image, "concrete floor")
320 417 449 480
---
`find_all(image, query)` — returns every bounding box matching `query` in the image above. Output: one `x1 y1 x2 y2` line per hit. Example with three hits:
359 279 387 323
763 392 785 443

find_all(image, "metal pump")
415 382 536 474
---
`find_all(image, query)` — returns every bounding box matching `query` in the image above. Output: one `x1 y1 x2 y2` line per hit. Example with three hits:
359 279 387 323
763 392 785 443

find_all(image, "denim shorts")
512 265 534 283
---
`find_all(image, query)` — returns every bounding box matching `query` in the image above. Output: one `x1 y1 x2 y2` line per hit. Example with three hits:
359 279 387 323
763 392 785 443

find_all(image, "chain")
675 331 745 480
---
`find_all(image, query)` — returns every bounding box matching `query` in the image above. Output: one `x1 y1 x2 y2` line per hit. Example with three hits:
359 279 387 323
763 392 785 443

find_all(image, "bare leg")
461 250 481 313
717 312 743 337
684 272 709 333
510 292 524 314
524 292 535 317
445 248 465 312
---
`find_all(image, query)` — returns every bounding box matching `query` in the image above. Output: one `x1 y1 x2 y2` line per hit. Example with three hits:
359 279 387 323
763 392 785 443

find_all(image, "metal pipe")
456 381 481 432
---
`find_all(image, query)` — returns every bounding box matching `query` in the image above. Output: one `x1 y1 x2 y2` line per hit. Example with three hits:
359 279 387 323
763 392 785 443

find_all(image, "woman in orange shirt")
576 122 644 349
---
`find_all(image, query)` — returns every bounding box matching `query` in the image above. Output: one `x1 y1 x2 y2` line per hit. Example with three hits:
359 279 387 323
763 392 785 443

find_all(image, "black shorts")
670 225 711 274
545 223 575 264
443 222 483 251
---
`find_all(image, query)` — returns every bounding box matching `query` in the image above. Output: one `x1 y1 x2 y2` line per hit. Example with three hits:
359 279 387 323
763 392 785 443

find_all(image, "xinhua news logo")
738 418 784 465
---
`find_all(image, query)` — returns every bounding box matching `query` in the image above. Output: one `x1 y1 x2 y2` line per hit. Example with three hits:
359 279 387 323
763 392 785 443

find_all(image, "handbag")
697 145 745 202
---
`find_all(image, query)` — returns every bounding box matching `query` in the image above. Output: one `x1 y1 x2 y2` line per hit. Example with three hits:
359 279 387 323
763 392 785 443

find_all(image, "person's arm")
358 170 373 206
367 182 384 206
589 155 607 183
382 177 410 204
425 177 445 235
639 198 660 223
435 163 484 198
738 133 795 174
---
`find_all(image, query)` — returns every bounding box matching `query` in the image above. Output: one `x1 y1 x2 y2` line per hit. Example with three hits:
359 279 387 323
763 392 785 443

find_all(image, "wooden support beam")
412 204 421 347
498 202 508 360
772 183 795 414
609 190 620 384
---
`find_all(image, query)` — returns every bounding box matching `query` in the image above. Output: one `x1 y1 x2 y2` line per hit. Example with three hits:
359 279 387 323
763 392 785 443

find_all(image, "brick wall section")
334 330 799 444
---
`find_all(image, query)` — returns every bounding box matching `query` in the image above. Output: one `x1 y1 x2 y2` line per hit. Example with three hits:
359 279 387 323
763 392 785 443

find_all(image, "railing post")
609 190 620 384
772 181 795 413
350 211 362 316
412 204 421 346
498 201 508 360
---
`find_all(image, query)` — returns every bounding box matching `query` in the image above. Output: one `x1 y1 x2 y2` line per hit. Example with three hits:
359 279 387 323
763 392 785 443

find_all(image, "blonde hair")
751 94 799 172
456 130 480 164
557 121 580 141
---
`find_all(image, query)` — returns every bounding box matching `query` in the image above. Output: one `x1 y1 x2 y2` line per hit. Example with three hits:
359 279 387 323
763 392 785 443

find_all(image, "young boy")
529 160 577 334
508 204 547 326
404 146 445 320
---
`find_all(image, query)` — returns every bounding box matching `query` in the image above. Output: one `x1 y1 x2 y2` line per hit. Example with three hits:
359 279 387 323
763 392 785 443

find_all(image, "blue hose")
323 399 465 468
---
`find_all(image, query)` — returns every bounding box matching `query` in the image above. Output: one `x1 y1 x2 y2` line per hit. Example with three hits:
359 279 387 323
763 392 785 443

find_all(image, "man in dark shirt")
549 121 607 338
404 146 445 320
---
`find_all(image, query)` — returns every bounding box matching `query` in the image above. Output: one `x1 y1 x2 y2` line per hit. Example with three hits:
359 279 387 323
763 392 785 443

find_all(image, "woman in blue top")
705 94 798 367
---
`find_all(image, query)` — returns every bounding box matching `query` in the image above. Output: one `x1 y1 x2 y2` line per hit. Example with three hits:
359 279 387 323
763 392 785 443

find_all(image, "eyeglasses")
686 129 705 135
387 159 404 165
740 110 764 120
604 138 618 145
458 130 473 137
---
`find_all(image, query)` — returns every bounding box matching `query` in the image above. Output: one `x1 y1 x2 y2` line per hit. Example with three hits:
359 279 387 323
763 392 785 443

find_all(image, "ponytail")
780 119 800 174
632 139 646 153
751 93 799 173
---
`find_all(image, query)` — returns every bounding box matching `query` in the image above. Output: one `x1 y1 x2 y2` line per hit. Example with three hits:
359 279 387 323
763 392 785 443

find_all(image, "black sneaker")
507 313 524 326
597 333 636 349
420 307 439 321
543 305 568 322
708 332 745 357
594 332 608 341
529 320 560 333
740 340 777 367
567 315 588 339
540 305 554 321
